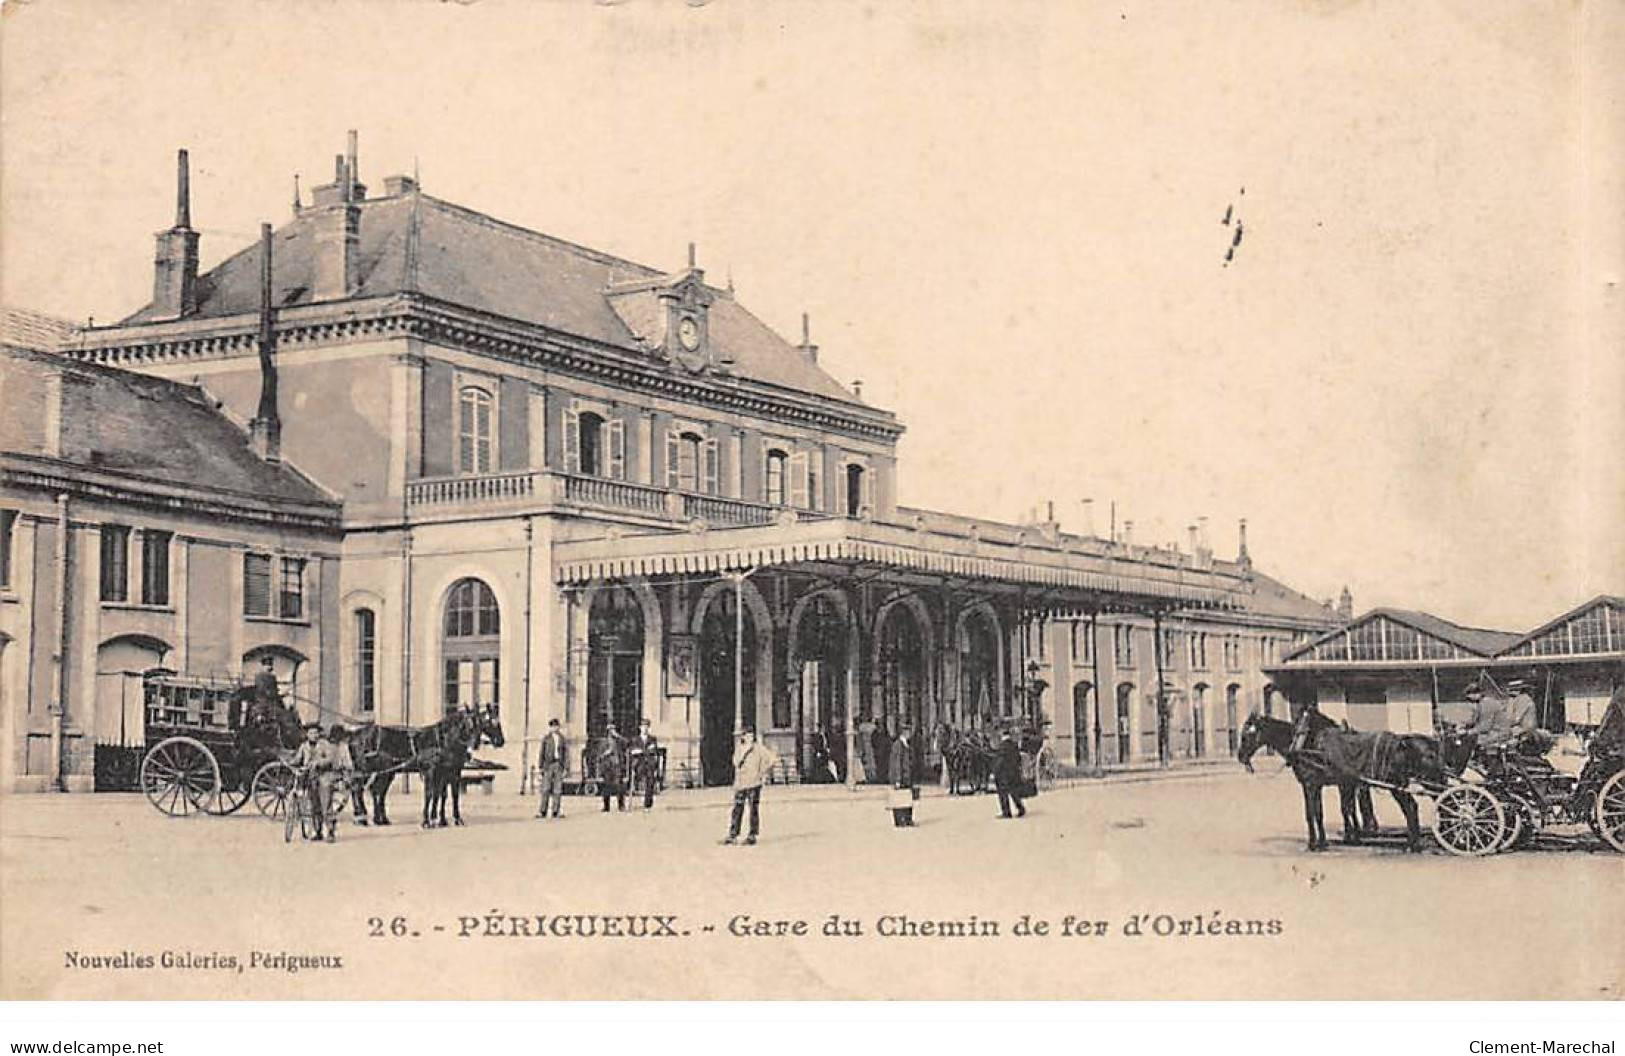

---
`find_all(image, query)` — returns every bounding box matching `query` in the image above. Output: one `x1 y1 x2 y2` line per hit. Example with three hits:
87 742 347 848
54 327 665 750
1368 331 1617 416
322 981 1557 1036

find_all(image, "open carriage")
1429 730 1625 856
136 673 303 818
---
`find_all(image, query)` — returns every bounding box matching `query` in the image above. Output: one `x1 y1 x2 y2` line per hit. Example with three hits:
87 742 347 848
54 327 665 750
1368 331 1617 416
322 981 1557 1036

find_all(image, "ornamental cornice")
70 296 905 443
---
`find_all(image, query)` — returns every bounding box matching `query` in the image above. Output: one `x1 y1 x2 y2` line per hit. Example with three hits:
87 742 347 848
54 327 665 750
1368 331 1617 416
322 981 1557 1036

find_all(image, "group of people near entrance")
534 717 663 820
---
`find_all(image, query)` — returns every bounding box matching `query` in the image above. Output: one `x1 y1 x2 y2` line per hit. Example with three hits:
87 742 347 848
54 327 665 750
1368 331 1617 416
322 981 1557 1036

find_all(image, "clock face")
676 316 701 351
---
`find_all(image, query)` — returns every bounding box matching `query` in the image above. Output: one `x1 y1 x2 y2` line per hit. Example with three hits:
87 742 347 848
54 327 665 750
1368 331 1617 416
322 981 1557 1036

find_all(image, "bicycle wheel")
283 789 300 843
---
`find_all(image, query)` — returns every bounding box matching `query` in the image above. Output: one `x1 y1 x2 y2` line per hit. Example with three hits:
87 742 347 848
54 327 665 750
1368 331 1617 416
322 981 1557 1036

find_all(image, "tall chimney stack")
1237 518 1252 569
152 149 200 319
249 223 282 462
798 312 819 363
311 133 363 300
346 130 360 202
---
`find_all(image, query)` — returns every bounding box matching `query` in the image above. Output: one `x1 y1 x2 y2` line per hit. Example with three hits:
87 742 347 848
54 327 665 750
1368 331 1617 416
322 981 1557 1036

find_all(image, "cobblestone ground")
3 769 1620 1000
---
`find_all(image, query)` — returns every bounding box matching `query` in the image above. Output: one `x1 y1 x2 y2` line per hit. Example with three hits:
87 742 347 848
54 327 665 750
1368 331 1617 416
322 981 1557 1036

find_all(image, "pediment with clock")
605 263 723 376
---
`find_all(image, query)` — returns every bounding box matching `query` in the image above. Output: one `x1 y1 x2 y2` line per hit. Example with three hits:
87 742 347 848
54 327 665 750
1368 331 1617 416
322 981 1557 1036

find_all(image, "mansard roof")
119 190 859 405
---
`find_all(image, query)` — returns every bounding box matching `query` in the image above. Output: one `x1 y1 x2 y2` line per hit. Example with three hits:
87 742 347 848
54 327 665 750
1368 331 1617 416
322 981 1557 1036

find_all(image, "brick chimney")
309 132 364 301
798 312 819 363
1237 517 1252 570
152 149 200 319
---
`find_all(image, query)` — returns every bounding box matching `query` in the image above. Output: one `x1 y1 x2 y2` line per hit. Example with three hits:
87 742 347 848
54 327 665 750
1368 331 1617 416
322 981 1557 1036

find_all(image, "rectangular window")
243 553 272 617
279 557 306 620
1071 621 1093 664
1114 625 1135 667
140 529 172 606
458 387 493 474
100 524 130 602
355 609 377 713
0 509 15 589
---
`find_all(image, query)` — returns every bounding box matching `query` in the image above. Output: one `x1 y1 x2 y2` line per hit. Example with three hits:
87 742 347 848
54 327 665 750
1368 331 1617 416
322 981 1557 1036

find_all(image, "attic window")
280 287 307 306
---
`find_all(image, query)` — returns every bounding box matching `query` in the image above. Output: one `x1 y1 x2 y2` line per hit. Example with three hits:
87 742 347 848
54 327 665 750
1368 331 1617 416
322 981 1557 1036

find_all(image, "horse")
1238 711 1437 853
344 709 479 827
421 703 506 828
947 735 993 795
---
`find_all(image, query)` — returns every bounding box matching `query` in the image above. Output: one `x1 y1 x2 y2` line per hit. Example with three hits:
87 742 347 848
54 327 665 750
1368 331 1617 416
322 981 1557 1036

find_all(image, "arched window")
764 449 788 506
443 578 499 711
354 608 377 714
458 387 493 474
578 412 605 477
444 578 499 638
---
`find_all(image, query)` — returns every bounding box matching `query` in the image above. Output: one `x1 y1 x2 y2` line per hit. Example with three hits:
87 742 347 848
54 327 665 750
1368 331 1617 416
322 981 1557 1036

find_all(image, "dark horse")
1238 711 1438 853
343 705 502 827
421 704 506 829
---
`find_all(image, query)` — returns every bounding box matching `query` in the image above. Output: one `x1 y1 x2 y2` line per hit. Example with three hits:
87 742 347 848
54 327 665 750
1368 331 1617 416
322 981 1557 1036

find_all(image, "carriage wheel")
1496 806 1531 853
252 761 298 820
140 737 222 818
1593 770 1625 853
1432 785 1505 857
198 770 254 816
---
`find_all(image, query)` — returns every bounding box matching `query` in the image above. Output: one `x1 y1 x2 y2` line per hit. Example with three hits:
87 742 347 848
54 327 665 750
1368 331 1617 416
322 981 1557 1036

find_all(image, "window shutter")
860 464 874 515
702 438 720 495
562 408 581 474
665 430 681 488
788 452 810 508
607 419 626 480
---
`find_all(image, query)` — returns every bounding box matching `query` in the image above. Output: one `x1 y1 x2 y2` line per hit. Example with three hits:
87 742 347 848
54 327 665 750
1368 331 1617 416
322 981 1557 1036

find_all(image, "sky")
2 0 1620 631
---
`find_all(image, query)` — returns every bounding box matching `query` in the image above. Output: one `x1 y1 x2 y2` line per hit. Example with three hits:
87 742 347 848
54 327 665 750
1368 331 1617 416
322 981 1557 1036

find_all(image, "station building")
5 137 1343 793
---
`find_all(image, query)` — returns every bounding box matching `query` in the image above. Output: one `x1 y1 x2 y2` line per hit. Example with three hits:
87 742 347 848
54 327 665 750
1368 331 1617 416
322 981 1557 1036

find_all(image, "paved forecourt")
2 770 1620 1000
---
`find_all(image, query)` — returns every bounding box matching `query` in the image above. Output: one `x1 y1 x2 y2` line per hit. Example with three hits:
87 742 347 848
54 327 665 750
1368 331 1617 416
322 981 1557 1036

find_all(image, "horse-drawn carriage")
136 673 303 818
1238 705 1625 856
1430 729 1625 856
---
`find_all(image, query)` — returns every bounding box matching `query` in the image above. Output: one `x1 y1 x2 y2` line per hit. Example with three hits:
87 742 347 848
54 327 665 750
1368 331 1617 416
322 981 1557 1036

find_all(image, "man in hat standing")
629 717 661 811
722 728 778 845
598 727 628 813
993 725 1027 819
292 722 352 842
535 718 567 820
888 725 919 827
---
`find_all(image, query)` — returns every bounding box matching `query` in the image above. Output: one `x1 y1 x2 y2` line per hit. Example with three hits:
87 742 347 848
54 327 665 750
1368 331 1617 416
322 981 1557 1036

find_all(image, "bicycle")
283 767 347 843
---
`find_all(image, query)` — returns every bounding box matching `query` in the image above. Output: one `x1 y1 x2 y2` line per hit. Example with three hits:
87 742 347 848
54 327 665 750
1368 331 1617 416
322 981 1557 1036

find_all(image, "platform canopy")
554 515 1252 615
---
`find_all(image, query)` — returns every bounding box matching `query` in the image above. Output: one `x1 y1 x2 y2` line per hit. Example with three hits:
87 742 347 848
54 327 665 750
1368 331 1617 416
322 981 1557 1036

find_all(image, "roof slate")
0 345 336 510
122 191 859 403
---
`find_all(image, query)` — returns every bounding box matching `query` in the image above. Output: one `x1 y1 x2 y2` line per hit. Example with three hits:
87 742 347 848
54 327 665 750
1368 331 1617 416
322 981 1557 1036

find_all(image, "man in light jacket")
535 718 567 819
722 728 779 846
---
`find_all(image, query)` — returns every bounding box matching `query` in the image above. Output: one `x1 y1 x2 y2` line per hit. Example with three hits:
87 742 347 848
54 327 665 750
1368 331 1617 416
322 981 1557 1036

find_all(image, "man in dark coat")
993 726 1026 819
871 719 892 786
629 718 661 810
250 656 280 726
888 726 918 827
598 729 628 813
